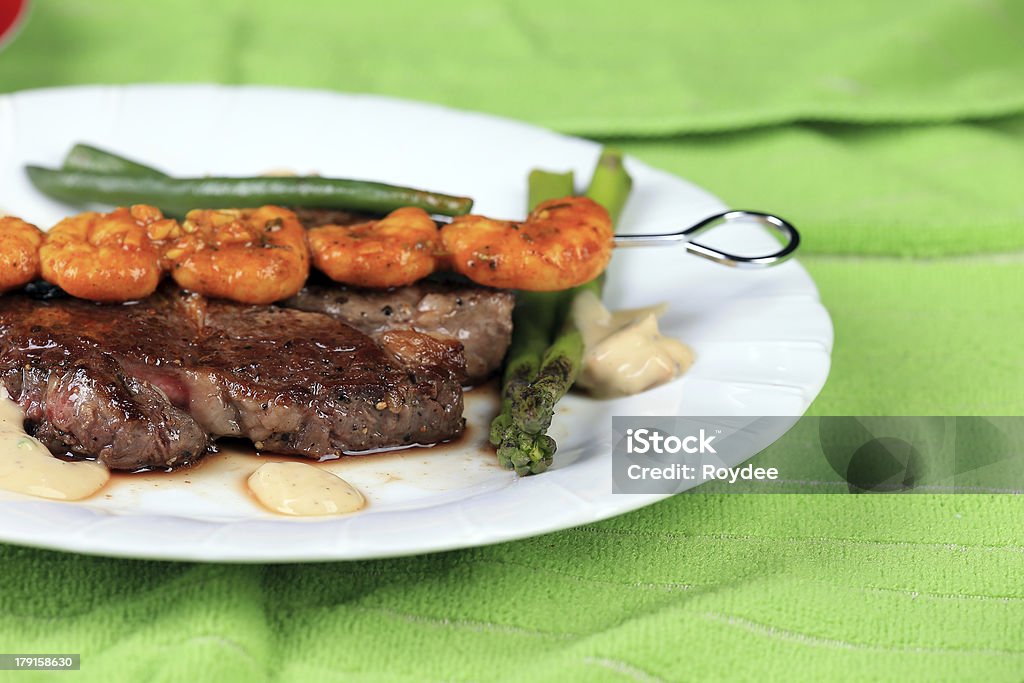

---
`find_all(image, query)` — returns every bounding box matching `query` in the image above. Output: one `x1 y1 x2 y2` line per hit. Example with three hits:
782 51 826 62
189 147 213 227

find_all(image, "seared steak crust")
0 288 464 470
285 281 514 383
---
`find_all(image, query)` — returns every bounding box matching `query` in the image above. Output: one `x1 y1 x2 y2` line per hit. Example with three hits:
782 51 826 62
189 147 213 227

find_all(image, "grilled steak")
0 288 464 470
292 209 515 383
284 281 514 383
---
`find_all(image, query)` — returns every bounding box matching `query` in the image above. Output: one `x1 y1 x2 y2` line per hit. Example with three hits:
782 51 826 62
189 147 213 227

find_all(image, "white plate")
0 85 833 562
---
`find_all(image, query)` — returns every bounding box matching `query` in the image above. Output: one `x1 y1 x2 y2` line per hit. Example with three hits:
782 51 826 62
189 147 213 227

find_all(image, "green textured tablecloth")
2 1 1023 681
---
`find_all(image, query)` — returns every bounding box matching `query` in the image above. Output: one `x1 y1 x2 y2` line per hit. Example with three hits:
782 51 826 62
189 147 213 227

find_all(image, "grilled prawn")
440 197 613 291
307 197 614 291
39 205 175 302
306 207 440 289
0 217 44 293
162 206 310 304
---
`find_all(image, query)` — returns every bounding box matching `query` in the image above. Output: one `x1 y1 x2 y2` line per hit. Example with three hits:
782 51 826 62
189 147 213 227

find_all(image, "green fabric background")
1 1 1023 681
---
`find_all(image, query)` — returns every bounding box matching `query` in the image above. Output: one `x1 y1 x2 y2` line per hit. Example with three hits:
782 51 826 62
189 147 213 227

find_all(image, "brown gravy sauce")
100 383 496 516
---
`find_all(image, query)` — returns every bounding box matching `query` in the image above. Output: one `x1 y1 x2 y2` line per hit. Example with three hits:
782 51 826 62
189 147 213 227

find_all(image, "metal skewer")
612 210 800 269
436 209 800 269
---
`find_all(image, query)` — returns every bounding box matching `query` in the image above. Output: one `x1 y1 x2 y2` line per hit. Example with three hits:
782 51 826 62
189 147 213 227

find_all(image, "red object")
0 0 29 47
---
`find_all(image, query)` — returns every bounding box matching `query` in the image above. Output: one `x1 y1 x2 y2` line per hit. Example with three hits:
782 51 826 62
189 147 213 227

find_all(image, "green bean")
61 144 168 177
25 166 475 217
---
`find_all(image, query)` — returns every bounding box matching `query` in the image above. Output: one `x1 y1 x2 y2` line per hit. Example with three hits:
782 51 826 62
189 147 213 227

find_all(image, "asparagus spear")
527 169 575 216
510 150 632 436
491 170 574 473
497 430 557 476
585 148 633 225
510 281 593 435
488 289 560 446
493 150 632 475
489 170 574 456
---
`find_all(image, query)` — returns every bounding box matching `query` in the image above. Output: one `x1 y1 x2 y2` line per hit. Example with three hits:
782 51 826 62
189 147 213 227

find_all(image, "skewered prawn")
306 207 440 288
306 198 613 291
35 194 613 299
440 197 613 291
0 217 44 293
162 206 309 304
39 205 175 302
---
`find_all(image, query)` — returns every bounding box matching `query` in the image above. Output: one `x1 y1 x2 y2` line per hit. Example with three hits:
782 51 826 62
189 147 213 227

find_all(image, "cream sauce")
247 461 366 516
572 290 694 398
0 389 110 500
